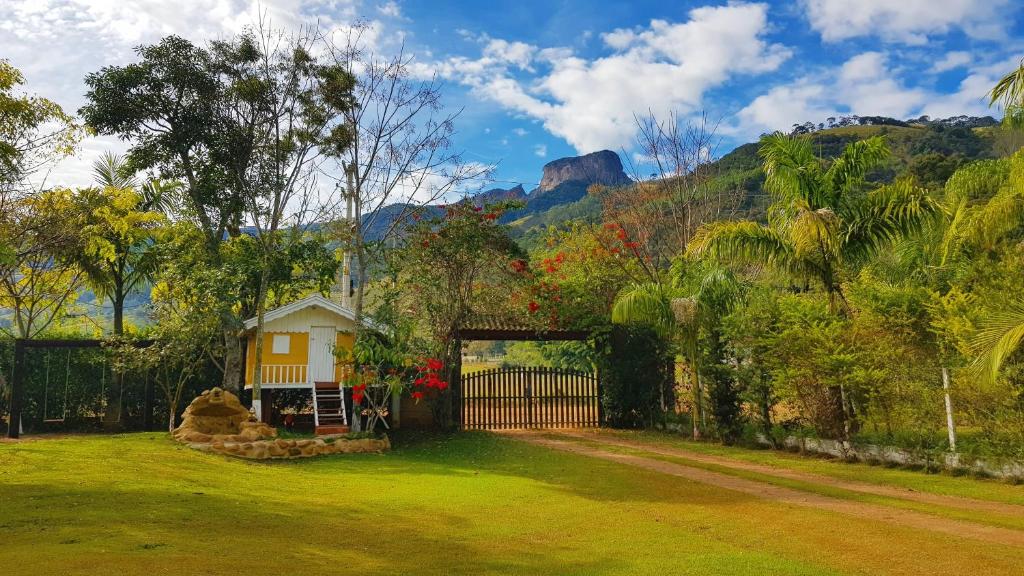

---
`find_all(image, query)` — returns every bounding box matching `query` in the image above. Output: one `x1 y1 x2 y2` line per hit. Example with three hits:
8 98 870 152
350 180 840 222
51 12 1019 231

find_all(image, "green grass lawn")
0 432 1021 575
543 432 1024 532
589 429 1024 505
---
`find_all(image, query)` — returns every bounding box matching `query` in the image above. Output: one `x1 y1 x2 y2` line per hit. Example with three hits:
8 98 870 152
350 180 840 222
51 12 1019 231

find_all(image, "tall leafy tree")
689 133 935 439
1 60 83 322
74 153 169 335
212 25 356 417
0 190 86 338
394 201 525 428
81 30 355 395
80 37 233 252
689 133 935 315
80 35 238 380
0 60 82 197
79 35 250 389
611 259 740 440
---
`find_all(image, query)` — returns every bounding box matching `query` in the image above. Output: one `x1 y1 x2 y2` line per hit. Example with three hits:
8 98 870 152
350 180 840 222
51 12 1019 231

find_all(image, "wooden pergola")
454 315 590 342
450 316 598 430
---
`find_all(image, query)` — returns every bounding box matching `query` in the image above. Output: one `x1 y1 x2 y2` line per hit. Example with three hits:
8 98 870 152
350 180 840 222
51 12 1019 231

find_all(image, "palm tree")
973 305 1024 384
962 155 1024 384
881 156 1024 450
92 151 179 214
689 133 935 440
92 150 137 190
689 133 935 315
965 69 1024 383
611 260 740 438
79 152 168 334
990 58 1024 128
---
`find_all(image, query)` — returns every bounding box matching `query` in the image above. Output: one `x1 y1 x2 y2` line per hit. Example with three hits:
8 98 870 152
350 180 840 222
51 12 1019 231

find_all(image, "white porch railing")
259 364 308 387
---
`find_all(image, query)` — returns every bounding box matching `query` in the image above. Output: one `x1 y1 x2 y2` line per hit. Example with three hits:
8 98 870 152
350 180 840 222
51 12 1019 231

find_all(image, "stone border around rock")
187 434 391 459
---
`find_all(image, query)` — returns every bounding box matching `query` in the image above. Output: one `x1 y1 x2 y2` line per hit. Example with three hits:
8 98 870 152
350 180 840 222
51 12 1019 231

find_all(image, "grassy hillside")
510 122 1021 248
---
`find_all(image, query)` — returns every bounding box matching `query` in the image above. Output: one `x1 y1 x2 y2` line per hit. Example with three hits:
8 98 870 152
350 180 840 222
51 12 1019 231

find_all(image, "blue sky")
2 0 1023 192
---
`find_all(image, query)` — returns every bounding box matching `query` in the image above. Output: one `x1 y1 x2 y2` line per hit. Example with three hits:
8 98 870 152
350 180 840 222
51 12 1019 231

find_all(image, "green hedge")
593 325 672 429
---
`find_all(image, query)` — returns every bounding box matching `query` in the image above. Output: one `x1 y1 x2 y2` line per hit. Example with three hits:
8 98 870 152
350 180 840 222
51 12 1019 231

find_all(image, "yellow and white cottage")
242 294 356 434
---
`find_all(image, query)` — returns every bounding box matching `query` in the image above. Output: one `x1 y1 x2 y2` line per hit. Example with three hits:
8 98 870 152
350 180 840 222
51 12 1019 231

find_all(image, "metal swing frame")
6 338 155 439
41 350 71 425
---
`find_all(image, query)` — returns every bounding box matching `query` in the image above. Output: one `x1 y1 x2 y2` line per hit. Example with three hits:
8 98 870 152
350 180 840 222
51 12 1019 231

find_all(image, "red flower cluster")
602 222 644 259
410 358 448 403
352 382 367 405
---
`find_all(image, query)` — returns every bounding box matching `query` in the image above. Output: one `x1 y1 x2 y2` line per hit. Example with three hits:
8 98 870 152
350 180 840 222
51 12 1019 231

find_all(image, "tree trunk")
353 248 367 329
221 323 243 393
113 288 125 336
837 383 852 444
251 266 270 420
942 366 957 452
104 287 127 428
694 370 704 440
759 381 773 445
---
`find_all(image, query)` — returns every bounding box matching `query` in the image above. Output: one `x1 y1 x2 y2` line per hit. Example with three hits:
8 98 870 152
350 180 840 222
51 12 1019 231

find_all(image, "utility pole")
341 165 354 309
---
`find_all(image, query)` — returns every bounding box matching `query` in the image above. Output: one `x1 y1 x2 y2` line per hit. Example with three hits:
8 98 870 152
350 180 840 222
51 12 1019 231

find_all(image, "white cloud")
735 82 837 137
930 51 972 73
802 0 1009 44
0 0 375 187
392 162 491 204
534 144 547 157
837 52 928 117
377 1 400 18
482 38 536 70
512 128 528 137
423 2 791 153
919 56 1024 118
734 51 1014 138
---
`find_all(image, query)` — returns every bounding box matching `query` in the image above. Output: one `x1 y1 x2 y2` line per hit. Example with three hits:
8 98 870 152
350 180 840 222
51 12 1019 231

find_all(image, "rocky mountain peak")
537 150 631 193
471 184 527 205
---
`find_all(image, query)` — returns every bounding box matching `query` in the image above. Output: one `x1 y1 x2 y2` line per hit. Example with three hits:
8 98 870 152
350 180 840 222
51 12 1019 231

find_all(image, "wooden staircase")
313 382 349 435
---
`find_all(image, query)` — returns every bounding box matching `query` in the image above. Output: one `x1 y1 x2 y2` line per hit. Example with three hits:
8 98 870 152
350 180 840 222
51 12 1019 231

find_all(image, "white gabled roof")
243 294 357 330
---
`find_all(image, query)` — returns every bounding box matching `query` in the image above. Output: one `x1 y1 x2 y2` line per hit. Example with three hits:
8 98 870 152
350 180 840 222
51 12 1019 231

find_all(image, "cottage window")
271 334 290 354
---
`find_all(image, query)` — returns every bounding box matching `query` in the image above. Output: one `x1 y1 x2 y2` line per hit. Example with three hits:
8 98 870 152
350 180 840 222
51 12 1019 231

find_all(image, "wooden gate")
460 367 600 430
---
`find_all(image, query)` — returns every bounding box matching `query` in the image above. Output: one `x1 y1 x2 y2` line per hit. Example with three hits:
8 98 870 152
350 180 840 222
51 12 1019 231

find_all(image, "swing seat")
43 418 65 424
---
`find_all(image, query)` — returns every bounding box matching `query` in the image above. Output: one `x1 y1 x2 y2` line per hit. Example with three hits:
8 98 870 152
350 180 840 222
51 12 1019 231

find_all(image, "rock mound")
173 387 276 444
537 150 631 193
173 387 389 459
197 435 391 459
471 184 527 205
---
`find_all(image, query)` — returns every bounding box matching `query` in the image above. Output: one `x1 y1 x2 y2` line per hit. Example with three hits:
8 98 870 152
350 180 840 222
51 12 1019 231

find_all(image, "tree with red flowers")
588 111 737 278
393 199 527 427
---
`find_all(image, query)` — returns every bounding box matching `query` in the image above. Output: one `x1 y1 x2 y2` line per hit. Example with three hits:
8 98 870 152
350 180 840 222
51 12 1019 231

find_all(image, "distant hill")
508 116 1021 246
362 149 632 240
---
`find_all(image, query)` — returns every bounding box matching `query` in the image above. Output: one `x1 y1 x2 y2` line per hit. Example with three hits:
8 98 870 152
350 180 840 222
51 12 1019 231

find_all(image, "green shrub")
592 324 672 429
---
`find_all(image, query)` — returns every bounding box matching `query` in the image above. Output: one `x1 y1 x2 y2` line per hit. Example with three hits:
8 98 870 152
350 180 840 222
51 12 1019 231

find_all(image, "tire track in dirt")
508 433 1024 549
551 430 1024 517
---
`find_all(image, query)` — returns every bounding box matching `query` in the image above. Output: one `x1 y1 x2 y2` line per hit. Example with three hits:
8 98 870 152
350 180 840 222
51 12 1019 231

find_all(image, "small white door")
308 326 337 383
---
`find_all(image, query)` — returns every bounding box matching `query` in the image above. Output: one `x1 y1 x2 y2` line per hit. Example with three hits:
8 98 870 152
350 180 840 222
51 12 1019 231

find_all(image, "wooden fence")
460 366 600 430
